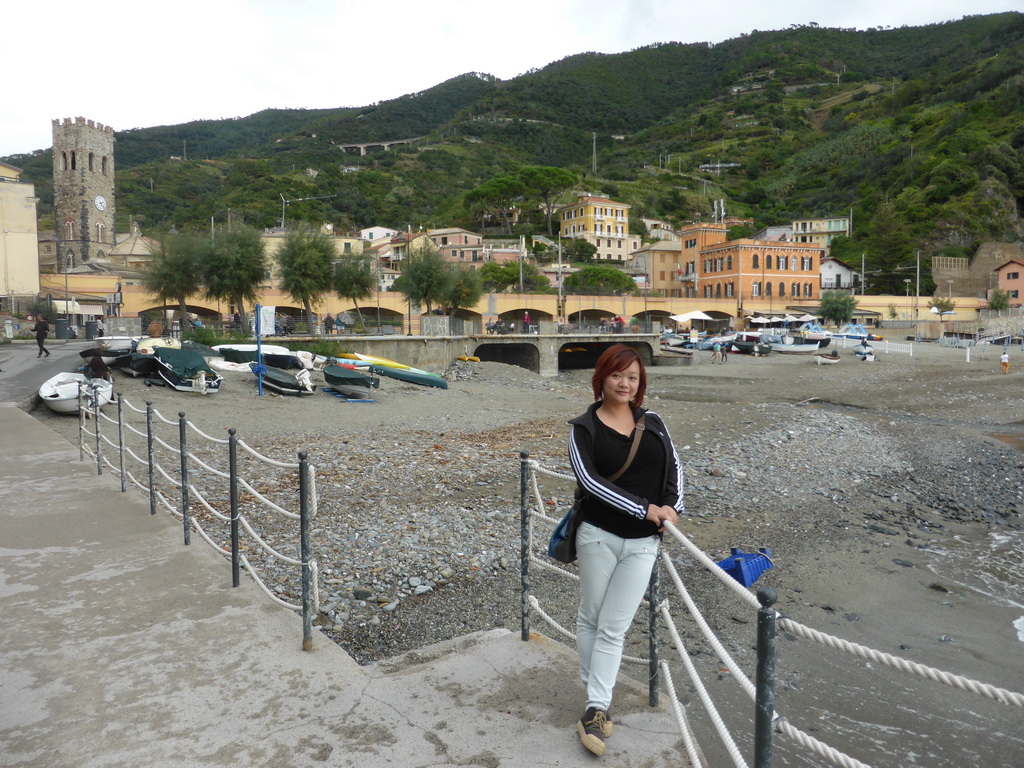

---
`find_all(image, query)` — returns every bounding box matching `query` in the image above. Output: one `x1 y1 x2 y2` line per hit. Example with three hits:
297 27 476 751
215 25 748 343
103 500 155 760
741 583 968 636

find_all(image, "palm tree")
141 231 206 335
276 227 335 332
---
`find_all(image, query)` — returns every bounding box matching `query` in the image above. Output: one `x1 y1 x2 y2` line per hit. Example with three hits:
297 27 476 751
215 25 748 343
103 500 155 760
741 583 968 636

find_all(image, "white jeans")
576 522 659 711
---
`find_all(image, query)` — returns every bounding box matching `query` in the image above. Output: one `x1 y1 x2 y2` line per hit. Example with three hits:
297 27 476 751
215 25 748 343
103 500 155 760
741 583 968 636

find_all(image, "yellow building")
559 195 641 262
0 162 41 310
791 216 850 248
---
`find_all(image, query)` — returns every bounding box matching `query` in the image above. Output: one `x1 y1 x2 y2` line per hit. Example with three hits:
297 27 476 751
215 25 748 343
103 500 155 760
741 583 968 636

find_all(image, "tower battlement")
52 117 115 134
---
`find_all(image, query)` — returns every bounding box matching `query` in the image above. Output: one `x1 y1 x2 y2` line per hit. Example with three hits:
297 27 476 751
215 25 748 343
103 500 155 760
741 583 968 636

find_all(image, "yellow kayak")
337 352 414 371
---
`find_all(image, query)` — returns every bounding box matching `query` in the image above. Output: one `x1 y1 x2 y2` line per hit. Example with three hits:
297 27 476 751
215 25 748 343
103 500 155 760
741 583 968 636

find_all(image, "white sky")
2 0 1019 157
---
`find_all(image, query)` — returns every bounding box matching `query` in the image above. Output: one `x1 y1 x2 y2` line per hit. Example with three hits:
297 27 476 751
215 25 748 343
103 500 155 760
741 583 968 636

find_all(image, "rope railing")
74 393 321 650
519 454 1024 768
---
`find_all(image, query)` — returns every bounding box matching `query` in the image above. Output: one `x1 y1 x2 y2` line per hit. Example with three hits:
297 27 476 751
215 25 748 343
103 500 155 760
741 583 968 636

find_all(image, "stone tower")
52 117 115 270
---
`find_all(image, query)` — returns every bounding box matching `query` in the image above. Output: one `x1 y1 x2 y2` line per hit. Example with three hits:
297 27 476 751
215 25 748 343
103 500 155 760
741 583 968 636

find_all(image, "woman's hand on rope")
646 504 679 532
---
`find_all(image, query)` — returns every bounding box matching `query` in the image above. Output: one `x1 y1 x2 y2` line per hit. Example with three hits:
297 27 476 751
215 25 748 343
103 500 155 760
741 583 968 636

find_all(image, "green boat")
367 364 448 389
323 364 380 399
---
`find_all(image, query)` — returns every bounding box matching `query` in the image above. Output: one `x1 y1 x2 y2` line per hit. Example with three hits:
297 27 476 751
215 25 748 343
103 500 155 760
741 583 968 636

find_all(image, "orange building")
994 259 1024 306
694 238 825 312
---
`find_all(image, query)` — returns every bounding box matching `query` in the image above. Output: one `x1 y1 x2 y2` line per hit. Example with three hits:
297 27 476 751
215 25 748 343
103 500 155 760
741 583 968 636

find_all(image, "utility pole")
861 253 865 295
915 250 920 320
592 133 597 175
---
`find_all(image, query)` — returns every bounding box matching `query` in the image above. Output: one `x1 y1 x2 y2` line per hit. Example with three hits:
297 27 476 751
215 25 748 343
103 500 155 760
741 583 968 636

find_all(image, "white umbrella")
783 314 800 322
748 316 770 323
670 310 715 322
769 316 785 323
797 313 818 321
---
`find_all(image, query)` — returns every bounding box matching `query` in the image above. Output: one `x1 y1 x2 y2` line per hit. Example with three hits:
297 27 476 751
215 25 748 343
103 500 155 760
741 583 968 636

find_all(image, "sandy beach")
25 338 1024 767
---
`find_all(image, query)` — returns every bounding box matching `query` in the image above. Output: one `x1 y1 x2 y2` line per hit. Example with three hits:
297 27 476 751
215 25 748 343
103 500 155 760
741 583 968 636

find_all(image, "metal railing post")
178 412 191 546
78 383 85 462
229 428 240 587
520 450 531 642
647 562 660 707
93 393 102 475
117 395 126 492
146 401 156 515
754 586 778 768
299 450 313 651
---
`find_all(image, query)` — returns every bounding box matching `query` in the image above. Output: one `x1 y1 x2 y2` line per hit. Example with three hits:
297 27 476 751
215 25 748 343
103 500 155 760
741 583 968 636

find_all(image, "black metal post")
754 586 778 768
646 562 660 707
146 402 156 516
519 450 530 642
178 412 190 546
77 383 85 462
117 395 126 492
229 428 239 587
93 394 102 475
299 451 313 651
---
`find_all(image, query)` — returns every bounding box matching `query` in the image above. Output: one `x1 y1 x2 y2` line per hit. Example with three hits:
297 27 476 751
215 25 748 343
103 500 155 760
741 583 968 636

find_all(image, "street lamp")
904 279 912 320
947 280 953 298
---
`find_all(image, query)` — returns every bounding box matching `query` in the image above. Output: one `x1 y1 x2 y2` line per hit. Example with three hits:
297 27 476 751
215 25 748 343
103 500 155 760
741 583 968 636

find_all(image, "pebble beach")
27 339 1024 767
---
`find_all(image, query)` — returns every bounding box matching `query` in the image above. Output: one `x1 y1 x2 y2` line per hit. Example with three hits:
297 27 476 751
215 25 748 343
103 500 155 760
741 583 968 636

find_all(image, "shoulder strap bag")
548 414 646 563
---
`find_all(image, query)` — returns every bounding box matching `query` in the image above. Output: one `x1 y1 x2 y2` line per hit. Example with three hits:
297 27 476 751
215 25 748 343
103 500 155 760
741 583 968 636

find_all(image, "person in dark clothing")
566 344 683 756
86 353 112 381
32 318 51 357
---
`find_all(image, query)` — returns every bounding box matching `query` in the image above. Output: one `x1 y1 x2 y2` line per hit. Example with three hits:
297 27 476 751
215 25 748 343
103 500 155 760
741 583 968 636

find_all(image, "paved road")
0 338 680 768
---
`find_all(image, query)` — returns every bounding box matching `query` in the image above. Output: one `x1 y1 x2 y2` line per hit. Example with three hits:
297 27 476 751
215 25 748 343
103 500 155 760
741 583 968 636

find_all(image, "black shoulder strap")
607 414 646 483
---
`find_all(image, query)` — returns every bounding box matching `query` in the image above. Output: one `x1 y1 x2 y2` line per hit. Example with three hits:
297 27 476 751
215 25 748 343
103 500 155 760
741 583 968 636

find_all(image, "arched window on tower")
64 221 75 240
71 151 76 170
63 249 76 271
89 152 94 171
96 222 105 243
102 156 108 175
62 152 68 171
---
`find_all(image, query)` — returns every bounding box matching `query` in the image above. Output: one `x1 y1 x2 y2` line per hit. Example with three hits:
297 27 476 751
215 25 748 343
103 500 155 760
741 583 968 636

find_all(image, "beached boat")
366 363 448 389
251 363 316 396
731 340 772 356
814 352 841 365
79 344 134 366
38 372 114 414
773 342 822 355
153 347 223 394
323 363 380 399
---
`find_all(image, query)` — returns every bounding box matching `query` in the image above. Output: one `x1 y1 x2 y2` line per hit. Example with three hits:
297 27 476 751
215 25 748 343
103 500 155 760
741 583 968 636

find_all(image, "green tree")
987 288 1011 311
928 296 956 313
276 227 336 331
818 290 858 326
203 225 266 330
514 166 577 235
395 244 451 314
562 238 597 262
479 261 550 292
442 266 484 317
142 231 206 334
463 175 527 234
564 264 637 295
861 196 912 294
334 253 376 327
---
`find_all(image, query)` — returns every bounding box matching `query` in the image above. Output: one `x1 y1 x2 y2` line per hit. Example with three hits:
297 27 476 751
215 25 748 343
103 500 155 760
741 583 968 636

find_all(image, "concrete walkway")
0 340 680 768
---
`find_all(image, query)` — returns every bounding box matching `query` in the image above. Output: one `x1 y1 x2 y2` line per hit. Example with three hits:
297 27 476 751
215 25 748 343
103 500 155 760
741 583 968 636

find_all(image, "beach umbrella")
670 310 715 322
783 314 800 322
748 316 770 324
797 313 818 321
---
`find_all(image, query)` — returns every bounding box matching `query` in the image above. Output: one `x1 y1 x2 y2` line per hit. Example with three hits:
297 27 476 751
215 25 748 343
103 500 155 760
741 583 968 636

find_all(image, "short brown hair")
591 344 646 407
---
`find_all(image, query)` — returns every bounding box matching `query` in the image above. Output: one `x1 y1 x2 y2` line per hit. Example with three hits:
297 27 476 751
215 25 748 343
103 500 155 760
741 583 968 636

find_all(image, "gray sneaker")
577 707 612 756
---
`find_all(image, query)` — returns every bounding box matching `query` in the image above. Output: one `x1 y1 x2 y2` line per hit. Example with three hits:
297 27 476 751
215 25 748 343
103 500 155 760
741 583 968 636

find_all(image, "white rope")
662 522 761 610
777 617 1024 708
149 406 179 426
152 434 181 455
661 551 757 700
186 451 230 479
528 459 575 482
775 719 873 768
239 553 302 611
236 477 299 519
184 420 229 444
236 438 300 469
153 461 182 488
123 421 148 439
658 602 749 768
119 397 148 413
659 660 710 768
188 486 231 521
527 553 581 583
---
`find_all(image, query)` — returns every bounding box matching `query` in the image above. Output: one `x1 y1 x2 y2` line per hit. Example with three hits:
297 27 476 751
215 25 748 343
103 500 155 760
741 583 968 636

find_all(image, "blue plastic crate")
716 547 773 587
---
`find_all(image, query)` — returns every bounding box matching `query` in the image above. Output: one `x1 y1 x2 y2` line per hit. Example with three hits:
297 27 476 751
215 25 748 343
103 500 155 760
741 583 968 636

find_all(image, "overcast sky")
2 0 1019 157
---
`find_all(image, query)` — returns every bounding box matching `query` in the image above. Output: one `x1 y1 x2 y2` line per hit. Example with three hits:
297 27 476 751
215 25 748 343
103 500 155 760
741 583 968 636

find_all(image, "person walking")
1000 350 1010 374
711 341 722 364
523 311 531 333
32 317 51 358
567 344 683 756
720 340 729 363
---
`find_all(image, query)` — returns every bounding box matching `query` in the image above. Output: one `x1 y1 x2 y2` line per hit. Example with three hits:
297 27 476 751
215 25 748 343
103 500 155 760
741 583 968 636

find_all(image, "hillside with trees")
4 12 1022 295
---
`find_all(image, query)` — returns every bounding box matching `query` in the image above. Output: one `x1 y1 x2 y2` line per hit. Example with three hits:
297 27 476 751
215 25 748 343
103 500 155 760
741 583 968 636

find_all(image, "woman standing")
567 344 683 756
